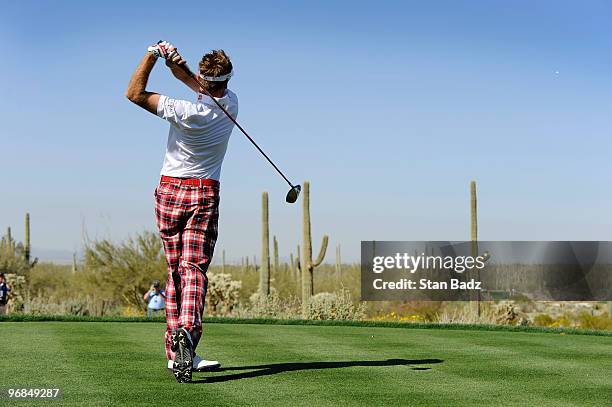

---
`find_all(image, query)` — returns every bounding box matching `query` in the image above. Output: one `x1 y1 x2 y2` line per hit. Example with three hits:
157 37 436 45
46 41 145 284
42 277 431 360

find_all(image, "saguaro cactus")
6 227 14 255
470 180 481 316
260 192 271 295
293 244 302 296
301 182 329 308
273 236 279 274
72 252 78 273
24 213 31 264
24 213 37 269
335 244 342 279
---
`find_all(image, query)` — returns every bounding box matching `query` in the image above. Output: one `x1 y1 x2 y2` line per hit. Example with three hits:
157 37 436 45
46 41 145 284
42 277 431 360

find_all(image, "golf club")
172 57 301 204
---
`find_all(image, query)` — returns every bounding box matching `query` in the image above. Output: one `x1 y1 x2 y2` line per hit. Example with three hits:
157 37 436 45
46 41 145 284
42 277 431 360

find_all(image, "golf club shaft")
176 63 294 188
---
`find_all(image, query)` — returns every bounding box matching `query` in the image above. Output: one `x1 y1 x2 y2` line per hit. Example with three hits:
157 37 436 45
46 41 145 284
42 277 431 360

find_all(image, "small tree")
84 231 166 309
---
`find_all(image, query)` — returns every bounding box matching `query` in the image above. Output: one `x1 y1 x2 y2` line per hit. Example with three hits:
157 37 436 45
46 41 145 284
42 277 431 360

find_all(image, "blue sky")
1 1 611 263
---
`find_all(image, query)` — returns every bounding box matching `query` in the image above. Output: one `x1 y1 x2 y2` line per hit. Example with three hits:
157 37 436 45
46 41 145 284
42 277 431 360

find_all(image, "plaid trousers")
154 181 220 361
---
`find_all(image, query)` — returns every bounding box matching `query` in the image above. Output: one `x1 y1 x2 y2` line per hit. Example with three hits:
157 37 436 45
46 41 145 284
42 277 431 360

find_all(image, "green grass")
2 314 610 336
0 322 610 406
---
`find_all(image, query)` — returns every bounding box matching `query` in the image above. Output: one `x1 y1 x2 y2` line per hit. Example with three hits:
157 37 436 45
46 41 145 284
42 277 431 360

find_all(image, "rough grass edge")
0 314 609 336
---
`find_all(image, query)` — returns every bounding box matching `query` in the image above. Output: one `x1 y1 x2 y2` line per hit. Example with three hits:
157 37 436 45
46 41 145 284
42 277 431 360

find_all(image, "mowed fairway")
0 322 610 406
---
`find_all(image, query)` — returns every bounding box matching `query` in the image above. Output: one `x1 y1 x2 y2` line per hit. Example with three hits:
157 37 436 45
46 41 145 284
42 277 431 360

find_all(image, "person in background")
144 280 166 318
0 273 11 315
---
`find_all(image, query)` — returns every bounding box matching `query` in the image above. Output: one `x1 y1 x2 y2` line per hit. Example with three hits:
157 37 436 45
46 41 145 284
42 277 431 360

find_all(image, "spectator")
144 280 166 318
0 273 11 315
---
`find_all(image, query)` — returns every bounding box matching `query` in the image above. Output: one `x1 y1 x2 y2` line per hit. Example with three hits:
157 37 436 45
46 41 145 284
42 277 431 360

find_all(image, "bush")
574 311 612 330
84 231 166 309
533 314 555 327
241 290 301 319
371 301 445 322
27 263 76 301
21 296 117 316
305 290 365 321
206 273 242 316
0 231 35 276
5 273 26 313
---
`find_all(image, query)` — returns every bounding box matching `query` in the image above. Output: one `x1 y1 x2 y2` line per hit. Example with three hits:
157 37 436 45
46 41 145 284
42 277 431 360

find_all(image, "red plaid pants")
154 181 220 361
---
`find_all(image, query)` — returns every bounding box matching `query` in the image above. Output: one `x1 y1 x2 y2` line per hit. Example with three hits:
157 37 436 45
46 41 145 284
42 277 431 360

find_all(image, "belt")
160 175 220 187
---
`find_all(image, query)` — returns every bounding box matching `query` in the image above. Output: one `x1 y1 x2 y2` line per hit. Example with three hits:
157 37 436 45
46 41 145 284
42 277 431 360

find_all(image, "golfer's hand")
147 40 176 59
165 46 187 67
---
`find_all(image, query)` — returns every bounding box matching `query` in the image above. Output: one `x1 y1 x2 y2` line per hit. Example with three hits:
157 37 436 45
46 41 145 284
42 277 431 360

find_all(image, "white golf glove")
147 40 178 59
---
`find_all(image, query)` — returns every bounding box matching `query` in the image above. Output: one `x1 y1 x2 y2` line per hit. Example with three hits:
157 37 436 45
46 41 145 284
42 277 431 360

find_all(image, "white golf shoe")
167 354 221 372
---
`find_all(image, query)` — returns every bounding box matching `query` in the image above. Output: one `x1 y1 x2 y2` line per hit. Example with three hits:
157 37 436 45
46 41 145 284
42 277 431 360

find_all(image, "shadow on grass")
192 358 443 383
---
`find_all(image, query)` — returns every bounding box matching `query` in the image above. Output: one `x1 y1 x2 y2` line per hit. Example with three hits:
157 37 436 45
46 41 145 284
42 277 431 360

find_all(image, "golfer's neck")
209 89 225 98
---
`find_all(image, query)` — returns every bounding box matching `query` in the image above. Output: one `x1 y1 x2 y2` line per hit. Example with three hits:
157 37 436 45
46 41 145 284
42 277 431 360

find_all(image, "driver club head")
286 185 301 203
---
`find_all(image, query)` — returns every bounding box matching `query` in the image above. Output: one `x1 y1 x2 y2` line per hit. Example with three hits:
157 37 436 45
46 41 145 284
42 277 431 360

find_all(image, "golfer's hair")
199 49 233 93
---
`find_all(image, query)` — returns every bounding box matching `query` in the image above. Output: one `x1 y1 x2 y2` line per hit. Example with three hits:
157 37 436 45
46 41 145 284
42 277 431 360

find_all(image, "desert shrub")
234 290 301 319
433 302 530 325
121 305 146 317
574 311 612 330
510 294 536 313
4 273 27 313
244 290 292 318
370 301 445 322
0 232 35 276
549 313 572 328
21 262 122 316
83 231 166 309
207 263 362 304
530 311 611 329
533 314 555 327
21 295 119 316
305 290 365 320
370 311 425 323
436 303 495 324
206 273 242 316
27 263 75 301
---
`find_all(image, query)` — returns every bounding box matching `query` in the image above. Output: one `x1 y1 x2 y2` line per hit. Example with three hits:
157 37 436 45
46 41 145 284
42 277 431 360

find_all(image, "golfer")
126 41 237 383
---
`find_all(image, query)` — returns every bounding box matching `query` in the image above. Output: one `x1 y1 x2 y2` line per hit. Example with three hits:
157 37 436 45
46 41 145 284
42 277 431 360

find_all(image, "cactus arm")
312 235 328 267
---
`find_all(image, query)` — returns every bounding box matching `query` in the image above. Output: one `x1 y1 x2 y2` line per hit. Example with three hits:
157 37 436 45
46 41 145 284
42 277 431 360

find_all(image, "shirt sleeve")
156 95 199 128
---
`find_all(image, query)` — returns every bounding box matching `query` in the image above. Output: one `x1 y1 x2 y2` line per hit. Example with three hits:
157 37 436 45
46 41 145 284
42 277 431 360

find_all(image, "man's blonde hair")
199 49 233 93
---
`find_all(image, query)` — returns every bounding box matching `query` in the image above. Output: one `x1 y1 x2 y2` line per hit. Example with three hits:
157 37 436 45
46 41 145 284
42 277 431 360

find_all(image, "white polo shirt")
156 90 238 180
